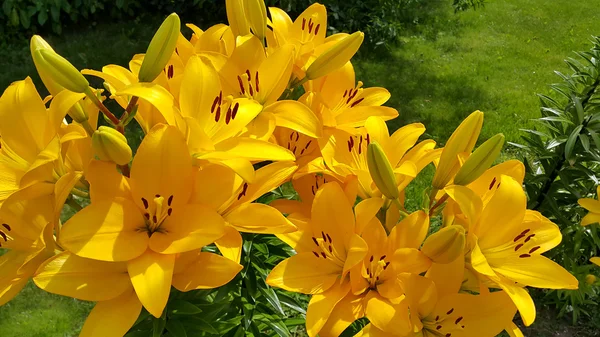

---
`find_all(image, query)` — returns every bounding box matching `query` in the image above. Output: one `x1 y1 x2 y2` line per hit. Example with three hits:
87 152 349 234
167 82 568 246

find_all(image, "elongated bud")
454 134 505 186
138 13 181 83
226 0 251 36
243 0 267 43
33 49 89 93
421 225 465 264
585 274 597 285
92 126 132 165
306 31 364 80
432 111 484 189
367 142 399 199
31 35 63 95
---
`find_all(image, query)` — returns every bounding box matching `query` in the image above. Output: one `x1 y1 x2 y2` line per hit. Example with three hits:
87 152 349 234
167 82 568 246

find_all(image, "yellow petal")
318 293 365 337
205 99 263 144
190 163 244 210
266 252 341 294
179 55 222 122
443 185 482 228
355 324 394 337
579 198 600 212
354 197 384 234
80 289 142 337
343 234 369 278
87 160 131 201
388 210 429 249
149 205 226 254
356 87 391 107
364 116 390 149
392 248 432 274
33 252 130 302
387 123 426 167
60 198 149 262
305 282 352 337
265 100 322 138
591 257 600 267
492 255 578 290
365 291 411 336
210 137 295 161
224 203 296 234
425 256 465 298
257 45 294 104
336 106 398 128
128 250 175 318
116 83 177 125
498 279 536 326
582 212 600 226
172 251 242 291
505 322 525 337
467 159 525 196
130 125 193 211
215 226 243 263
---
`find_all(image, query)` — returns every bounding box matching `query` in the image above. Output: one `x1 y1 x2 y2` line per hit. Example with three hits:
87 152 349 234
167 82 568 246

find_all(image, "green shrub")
513 36 600 323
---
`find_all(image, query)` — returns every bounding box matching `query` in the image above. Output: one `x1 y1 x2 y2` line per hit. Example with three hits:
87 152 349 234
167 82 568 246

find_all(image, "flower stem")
429 193 449 217
85 88 120 126
66 196 83 212
70 187 89 199
81 120 95 136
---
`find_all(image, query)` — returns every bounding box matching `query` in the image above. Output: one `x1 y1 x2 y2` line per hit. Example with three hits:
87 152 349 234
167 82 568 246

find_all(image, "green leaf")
19 9 31 29
259 283 285 316
565 125 583 160
152 317 166 337
38 9 48 25
589 130 600 150
165 319 187 337
169 300 202 315
579 133 590 152
125 331 152 337
574 96 585 124
50 5 59 21
278 293 307 315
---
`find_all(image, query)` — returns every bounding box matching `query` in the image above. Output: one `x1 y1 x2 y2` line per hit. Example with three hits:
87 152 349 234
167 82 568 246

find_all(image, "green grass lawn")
0 0 599 336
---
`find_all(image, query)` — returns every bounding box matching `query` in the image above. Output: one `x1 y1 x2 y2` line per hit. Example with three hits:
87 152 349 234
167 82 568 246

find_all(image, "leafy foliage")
514 36 600 323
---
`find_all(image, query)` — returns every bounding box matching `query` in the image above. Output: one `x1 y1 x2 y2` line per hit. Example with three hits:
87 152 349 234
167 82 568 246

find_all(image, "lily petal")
128 250 175 318
266 252 341 294
355 197 384 234
80 289 142 337
265 100 322 138
492 255 578 290
87 160 131 201
215 226 243 263
173 251 242 291
305 282 352 337
365 291 411 336
224 203 296 234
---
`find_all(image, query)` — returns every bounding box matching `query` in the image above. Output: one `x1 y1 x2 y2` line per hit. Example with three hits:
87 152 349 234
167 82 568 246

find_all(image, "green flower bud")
306 31 364 80
243 0 268 43
421 225 465 264
138 13 181 83
454 133 505 186
92 126 132 166
585 274 597 285
33 49 89 93
367 142 399 200
432 111 484 189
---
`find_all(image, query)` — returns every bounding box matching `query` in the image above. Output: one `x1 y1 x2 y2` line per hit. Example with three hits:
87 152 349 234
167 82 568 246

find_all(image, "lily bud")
243 0 268 43
585 274 597 285
421 225 465 264
432 111 484 189
226 0 251 36
367 142 399 200
138 13 181 83
92 126 132 166
306 31 364 80
454 133 505 186
30 35 63 96
33 49 89 93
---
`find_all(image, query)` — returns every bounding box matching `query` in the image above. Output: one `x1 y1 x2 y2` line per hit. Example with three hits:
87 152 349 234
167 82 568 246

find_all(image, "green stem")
70 187 89 199
66 196 83 212
81 120 95 136
85 88 120 126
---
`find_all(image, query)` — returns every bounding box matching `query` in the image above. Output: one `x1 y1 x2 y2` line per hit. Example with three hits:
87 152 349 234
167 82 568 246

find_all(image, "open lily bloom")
59 125 230 317
445 175 579 326
322 116 440 200
306 62 398 129
191 160 298 263
34 251 241 337
578 185 600 226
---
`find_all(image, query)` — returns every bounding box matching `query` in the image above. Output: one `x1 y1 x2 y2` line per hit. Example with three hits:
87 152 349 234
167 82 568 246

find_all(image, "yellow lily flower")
306 62 398 129
34 251 241 336
266 182 370 336
216 35 321 140
578 185 600 226
186 23 236 56
591 257 600 267
445 175 579 326
322 117 440 200
0 189 55 306
192 161 298 263
59 125 229 317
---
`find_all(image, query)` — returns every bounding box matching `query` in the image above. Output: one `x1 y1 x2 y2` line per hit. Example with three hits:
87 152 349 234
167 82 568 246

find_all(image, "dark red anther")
255 72 260 92
315 24 320 35
366 133 370 145
0 232 7 241
312 237 319 246
435 316 440 321
211 96 219 113
529 246 541 254
519 254 531 258
369 255 374 262
237 76 245 94
292 146 297 154
155 194 161 198
141 198 149 209
144 213 150 220
232 103 239 120
489 177 497 190
313 251 320 258
514 243 523 251
311 185 316 195
249 83 254 96
237 183 248 200
168 208 173 216
520 229 531 236
215 106 221 122
321 231 326 241
436 325 442 330
455 317 463 324
2 224 10 231
305 140 312 149
446 308 454 315
321 252 327 258
350 97 364 107
328 245 333 253
167 65 174 79
326 233 332 243
343 90 348 98
168 195 174 206
152 215 158 223
446 334 452 337
295 132 300 142
380 255 387 260
225 106 232 125
384 262 390 269
302 18 306 30
524 234 536 243
300 149 305 155
513 234 525 242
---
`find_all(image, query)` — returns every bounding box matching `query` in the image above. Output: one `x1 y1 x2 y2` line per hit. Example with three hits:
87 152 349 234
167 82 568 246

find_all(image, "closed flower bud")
33 49 89 94
92 126 132 165
432 111 484 189
138 13 181 83
421 225 465 264
306 31 364 80
30 35 64 96
243 0 267 42
585 274 597 285
226 0 251 37
367 142 399 200
454 133 505 186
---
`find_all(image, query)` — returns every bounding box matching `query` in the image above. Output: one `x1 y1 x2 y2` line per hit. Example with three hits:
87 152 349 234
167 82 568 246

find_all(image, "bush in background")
514 36 600 324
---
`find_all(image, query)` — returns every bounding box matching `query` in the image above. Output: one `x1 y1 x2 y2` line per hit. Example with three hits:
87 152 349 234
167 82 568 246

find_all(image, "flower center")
140 194 174 234
364 255 390 289
237 69 260 99
0 223 11 247
284 131 315 158
300 16 321 42
310 231 345 267
335 81 364 112
424 307 465 337
210 91 240 125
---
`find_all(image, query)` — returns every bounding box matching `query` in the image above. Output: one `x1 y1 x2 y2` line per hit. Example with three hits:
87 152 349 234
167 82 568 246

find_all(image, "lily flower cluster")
0 1 579 336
